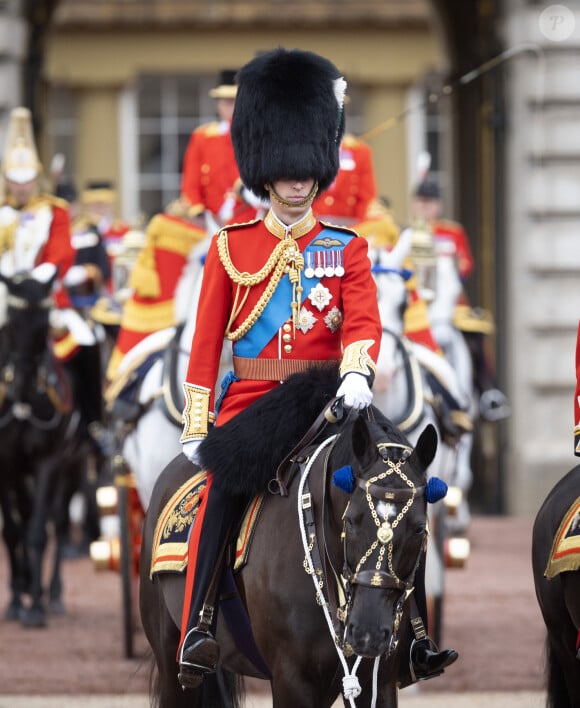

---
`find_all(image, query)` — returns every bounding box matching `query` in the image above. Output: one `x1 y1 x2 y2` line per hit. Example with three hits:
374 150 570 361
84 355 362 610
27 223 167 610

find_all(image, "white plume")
333 77 348 108
416 151 431 181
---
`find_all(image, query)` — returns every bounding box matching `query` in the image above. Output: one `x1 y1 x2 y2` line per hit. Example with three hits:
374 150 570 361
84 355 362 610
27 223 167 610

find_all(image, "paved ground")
0 516 549 705
0 691 546 707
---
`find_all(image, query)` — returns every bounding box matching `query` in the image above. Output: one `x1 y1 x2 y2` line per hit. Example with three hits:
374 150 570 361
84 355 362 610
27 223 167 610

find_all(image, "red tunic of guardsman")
182 209 381 430
179 71 261 228
431 218 474 281
314 133 377 222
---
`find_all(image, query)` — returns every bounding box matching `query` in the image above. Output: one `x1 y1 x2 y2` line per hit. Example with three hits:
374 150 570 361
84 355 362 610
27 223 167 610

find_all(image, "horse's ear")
351 415 375 470
409 423 438 473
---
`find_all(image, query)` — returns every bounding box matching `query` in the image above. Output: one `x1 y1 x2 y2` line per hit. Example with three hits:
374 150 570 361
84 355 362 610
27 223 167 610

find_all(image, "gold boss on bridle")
344 442 424 590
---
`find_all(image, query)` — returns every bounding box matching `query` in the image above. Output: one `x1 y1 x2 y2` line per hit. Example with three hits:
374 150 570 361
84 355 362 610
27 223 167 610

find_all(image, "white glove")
182 439 202 465
63 264 89 287
31 262 58 284
336 372 373 410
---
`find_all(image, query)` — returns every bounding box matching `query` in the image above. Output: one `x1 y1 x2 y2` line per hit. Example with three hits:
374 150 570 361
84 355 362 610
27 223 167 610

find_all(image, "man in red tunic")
0 107 110 457
410 179 510 421
177 47 457 689
175 70 265 231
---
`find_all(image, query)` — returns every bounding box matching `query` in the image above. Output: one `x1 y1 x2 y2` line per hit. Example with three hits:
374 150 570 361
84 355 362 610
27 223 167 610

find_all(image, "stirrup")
408 635 457 684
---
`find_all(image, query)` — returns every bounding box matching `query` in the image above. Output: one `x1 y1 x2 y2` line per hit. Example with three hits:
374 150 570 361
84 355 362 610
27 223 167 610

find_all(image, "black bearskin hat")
231 48 347 201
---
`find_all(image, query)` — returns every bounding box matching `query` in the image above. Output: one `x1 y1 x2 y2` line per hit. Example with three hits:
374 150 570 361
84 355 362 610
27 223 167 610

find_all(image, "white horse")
369 230 473 642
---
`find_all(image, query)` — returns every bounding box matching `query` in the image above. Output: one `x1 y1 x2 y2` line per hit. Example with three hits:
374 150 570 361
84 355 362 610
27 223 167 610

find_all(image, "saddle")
105 325 185 426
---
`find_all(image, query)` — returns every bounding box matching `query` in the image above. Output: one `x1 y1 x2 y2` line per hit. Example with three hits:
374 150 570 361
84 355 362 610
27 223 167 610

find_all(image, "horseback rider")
410 178 510 422
0 107 110 460
177 48 458 689
168 69 267 231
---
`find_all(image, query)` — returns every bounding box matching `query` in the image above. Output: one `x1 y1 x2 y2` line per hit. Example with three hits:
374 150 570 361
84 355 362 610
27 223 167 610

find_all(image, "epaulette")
436 218 463 231
31 193 69 210
220 218 261 233
342 133 362 148
197 121 225 138
320 220 359 237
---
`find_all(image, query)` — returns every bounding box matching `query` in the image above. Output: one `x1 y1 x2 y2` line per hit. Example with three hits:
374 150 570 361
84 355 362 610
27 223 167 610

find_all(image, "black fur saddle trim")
198 363 340 497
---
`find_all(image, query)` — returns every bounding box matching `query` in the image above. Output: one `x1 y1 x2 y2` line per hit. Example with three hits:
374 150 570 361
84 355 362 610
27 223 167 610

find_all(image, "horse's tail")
211 669 245 708
545 635 572 708
149 665 245 708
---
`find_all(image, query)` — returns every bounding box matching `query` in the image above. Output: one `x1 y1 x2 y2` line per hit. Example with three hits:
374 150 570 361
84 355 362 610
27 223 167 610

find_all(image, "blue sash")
233 228 354 358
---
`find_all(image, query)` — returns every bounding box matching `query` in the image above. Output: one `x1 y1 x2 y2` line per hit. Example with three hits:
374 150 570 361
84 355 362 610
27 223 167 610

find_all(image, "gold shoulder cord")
217 229 303 341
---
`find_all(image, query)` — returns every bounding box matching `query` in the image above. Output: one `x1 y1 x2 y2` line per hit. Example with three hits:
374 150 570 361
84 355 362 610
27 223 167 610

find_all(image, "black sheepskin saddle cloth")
198 363 341 497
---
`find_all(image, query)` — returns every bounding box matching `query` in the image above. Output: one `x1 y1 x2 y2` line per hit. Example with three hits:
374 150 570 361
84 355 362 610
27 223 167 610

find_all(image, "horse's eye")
414 523 426 536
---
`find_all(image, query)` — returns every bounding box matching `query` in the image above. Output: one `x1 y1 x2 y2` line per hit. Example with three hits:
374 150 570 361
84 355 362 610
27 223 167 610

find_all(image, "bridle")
340 441 427 655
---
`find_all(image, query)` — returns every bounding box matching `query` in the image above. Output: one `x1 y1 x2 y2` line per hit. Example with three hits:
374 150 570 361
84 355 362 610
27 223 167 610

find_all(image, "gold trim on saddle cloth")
545 495 580 578
149 472 265 577
150 471 207 578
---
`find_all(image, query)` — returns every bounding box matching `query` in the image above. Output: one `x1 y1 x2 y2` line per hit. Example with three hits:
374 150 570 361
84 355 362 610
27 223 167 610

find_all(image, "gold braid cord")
217 229 304 341
180 383 214 441
339 340 377 379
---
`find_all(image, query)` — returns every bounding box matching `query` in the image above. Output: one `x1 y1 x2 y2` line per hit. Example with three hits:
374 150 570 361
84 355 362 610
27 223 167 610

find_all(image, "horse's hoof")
49 599 66 615
19 607 47 628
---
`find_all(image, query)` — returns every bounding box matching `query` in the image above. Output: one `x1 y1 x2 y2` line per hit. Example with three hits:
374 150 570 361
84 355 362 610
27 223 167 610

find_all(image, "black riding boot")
409 553 458 682
178 482 239 690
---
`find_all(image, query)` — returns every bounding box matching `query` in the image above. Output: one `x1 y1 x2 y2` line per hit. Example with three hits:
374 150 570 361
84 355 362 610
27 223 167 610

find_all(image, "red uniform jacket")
432 219 474 281
313 134 377 222
184 210 382 429
180 120 255 223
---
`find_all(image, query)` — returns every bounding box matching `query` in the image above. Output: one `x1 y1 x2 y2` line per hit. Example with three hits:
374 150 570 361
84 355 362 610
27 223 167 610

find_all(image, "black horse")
140 366 439 707
0 272 87 626
532 464 580 708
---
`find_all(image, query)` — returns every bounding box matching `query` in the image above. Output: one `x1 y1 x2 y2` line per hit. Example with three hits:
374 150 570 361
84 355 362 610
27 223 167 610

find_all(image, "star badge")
308 283 333 312
324 306 343 333
297 306 317 334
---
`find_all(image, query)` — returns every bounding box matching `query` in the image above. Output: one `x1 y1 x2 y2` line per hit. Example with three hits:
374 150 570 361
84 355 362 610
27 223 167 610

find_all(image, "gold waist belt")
232 356 337 381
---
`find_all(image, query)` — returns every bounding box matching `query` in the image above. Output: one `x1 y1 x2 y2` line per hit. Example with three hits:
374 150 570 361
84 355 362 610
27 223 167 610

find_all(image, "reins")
297 417 428 706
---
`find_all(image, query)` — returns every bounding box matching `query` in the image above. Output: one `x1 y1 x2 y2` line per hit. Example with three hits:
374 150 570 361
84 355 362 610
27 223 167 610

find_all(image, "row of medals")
303 249 345 279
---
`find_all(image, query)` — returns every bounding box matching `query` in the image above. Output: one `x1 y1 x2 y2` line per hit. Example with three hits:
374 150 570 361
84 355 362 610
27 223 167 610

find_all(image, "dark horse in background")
0 272 88 627
532 465 580 707
140 366 439 707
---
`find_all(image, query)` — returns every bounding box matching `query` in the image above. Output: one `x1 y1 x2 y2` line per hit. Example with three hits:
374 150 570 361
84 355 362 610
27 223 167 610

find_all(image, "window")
133 73 217 220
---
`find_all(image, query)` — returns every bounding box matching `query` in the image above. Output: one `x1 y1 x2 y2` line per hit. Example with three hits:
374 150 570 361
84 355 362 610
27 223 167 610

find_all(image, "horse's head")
0 271 56 401
333 415 437 658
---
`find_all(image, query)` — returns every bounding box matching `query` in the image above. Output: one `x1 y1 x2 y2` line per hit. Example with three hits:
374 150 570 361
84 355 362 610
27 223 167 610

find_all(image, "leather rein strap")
269 397 343 497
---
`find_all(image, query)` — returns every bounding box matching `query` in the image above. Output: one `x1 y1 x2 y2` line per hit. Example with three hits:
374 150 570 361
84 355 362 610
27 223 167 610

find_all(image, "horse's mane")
199 363 341 497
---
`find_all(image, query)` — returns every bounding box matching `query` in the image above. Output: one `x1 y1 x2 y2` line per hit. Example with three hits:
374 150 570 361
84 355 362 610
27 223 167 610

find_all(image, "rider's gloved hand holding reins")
336 372 373 410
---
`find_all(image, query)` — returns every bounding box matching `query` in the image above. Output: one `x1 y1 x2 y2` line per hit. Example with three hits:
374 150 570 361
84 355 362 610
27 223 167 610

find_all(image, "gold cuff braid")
339 340 376 379
180 383 215 441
